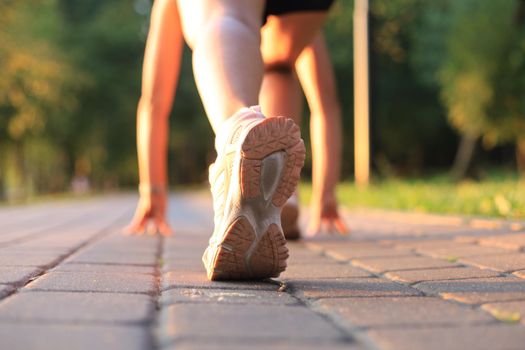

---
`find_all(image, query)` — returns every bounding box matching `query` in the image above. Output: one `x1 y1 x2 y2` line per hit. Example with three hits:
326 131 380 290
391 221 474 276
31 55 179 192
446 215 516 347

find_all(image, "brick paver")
158 304 344 343
416 243 510 258
289 277 421 299
160 288 299 306
314 296 493 328
0 292 155 323
459 253 525 272
482 301 525 324
0 324 152 350
0 193 524 350
384 266 501 284
26 270 157 294
367 325 525 350
478 233 525 251
352 255 459 273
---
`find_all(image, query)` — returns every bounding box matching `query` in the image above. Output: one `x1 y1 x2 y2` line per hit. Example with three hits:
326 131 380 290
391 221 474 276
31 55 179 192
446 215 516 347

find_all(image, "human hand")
124 193 173 236
307 195 349 237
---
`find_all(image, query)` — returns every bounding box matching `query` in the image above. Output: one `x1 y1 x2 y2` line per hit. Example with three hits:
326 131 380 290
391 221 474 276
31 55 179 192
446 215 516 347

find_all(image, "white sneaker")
203 106 305 280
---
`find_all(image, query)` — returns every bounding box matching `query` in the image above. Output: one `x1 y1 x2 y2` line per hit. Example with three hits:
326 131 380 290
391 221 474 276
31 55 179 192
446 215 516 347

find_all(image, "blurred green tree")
409 0 525 178
0 0 82 198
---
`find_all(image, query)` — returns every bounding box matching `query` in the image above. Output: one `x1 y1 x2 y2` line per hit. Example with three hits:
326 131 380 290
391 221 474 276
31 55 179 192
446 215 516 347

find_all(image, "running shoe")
203 106 305 280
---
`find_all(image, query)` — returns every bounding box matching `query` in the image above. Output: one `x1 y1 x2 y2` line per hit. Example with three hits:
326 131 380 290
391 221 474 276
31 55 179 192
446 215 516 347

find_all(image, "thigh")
176 0 265 49
261 12 328 68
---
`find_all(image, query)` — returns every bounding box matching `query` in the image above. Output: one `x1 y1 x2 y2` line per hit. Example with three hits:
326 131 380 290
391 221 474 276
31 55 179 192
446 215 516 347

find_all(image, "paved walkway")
1 192 525 350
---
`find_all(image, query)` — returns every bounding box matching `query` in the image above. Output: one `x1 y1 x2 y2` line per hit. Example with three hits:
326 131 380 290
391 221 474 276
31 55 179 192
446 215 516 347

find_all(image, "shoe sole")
208 117 305 280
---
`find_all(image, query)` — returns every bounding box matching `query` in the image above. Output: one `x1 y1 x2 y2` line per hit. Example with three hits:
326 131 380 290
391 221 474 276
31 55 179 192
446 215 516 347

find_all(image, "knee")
183 10 260 50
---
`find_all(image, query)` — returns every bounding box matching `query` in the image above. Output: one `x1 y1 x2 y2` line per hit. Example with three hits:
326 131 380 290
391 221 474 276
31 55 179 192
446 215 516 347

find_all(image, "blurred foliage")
1 0 524 202
439 0 525 148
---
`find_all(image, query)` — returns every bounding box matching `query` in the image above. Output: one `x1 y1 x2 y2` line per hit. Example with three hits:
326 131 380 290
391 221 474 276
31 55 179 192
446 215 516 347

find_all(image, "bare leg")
259 13 327 122
126 0 183 236
176 0 265 132
260 12 345 239
259 70 302 123
296 33 347 235
175 2 329 280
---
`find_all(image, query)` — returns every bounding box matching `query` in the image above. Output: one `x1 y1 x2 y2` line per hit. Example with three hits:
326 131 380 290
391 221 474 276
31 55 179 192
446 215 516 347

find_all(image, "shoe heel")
249 223 288 278
240 117 306 206
208 217 288 280
208 217 253 281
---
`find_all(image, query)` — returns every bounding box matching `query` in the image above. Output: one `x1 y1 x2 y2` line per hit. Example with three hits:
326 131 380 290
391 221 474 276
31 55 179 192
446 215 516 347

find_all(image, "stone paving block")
281 262 371 280
163 248 204 261
81 245 158 255
0 266 43 285
163 237 208 251
53 263 155 274
160 288 298 306
352 255 458 274
289 277 421 299
0 247 72 255
0 323 151 350
162 270 280 291
305 240 392 250
26 271 156 294
315 296 492 328
287 246 331 258
0 253 64 268
321 246 414 262
482 301 525 324
65 251 158 266
158 304 343 344
469 218 504 229
287 254 337 265
0 291 154 323
163 339 360 350
454 235 480 244
478 233 525 251
460 253 525 272
384 266 501 284
0 284 14 298
414 277 525 296
367 324 525 350
417 244 509 259
13 239 85 251
96 235 159 250
162 258 204 272
442 291 525 305
389 239 458 249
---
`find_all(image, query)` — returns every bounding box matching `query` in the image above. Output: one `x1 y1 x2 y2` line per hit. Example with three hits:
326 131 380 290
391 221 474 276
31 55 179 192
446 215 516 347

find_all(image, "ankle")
214 105 264 152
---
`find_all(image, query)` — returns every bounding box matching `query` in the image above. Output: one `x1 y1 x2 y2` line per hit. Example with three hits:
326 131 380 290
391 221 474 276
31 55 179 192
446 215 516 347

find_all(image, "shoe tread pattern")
240 117 306 206
210 218 288 280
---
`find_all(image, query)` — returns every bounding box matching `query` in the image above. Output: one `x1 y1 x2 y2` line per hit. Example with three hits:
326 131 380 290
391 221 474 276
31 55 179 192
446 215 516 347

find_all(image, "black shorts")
264 0 335 21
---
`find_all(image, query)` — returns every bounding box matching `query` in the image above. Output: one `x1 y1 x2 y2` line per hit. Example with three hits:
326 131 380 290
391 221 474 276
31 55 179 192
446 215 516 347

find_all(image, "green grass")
299 173 525 219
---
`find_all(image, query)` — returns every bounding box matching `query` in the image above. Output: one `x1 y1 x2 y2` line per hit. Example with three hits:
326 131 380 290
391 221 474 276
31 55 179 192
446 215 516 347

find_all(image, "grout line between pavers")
150 234 165 350
0 208 133 304
283 282 383 350
305 241 525 329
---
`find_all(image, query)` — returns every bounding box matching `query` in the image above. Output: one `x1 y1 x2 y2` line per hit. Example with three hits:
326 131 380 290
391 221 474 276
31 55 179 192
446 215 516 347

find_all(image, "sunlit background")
1 0 524 217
